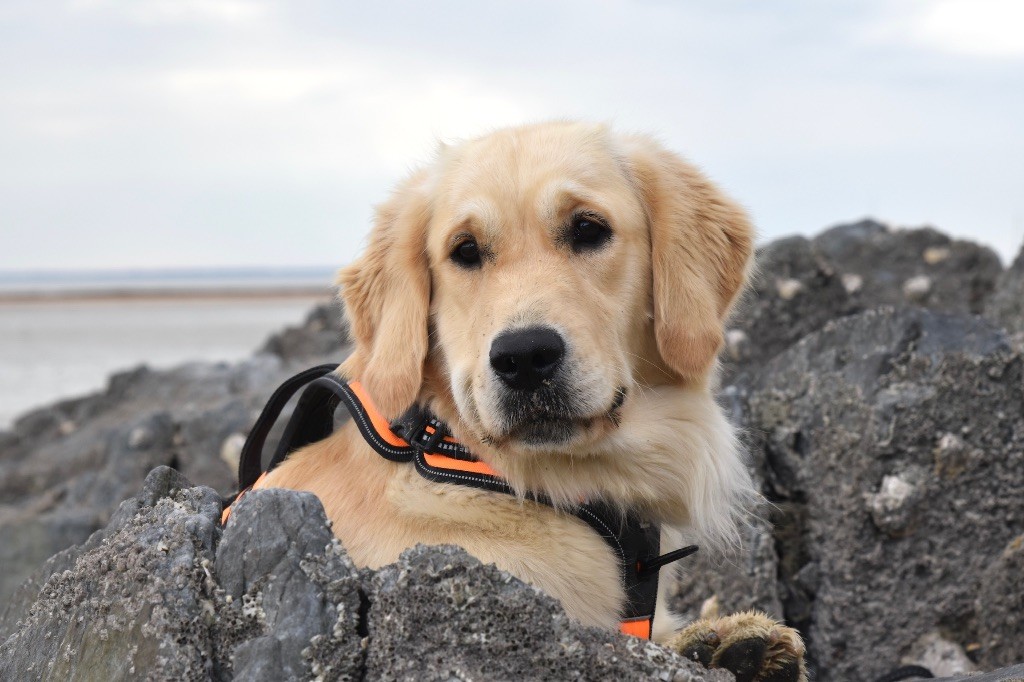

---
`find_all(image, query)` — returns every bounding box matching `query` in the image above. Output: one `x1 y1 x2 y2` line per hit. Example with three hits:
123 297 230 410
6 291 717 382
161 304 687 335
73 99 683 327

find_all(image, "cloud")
1 0 1021 271
867 0 1024 58
917 0 1024 57
68 0 269 25
163 67 356 104
153 55 548 175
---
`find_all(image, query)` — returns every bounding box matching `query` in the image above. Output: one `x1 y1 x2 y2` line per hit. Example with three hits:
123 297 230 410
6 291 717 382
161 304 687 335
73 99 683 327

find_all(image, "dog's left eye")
570 214 612 252
451 238 482 268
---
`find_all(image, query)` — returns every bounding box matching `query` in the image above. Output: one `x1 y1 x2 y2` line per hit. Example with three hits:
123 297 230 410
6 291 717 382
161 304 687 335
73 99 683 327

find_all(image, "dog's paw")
666 611 806 682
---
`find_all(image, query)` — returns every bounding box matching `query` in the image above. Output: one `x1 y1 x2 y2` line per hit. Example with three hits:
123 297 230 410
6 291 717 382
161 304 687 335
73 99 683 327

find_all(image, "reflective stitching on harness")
575 504 626 567
326 376 413 459
414 450 512 492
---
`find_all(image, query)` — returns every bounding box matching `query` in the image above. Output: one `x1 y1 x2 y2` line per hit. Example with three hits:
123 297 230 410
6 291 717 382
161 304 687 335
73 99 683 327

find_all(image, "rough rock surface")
0 299 350 607
0 467 726 682
810 220 1001 314
213 487 365 681
936 663 1024 681
364 545 729 682
679 223 1018 637
723 220 1003 381
0 466 223 678
725 234 858 379
973 533 1024 670
675 308 1024 681
2 223 1023 680
756 309 1022 680
986 244 1024 336
260 299 349 362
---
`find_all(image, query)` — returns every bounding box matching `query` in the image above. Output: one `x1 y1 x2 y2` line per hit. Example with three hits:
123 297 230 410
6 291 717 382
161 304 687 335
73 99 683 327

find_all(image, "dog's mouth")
499 386 627 447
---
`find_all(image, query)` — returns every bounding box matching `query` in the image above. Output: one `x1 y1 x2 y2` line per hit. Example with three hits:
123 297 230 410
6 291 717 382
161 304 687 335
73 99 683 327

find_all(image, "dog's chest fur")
265 421 628 629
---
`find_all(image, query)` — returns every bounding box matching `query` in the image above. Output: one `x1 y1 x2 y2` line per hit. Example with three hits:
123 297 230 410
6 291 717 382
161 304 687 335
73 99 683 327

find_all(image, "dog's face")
426 127 652 449
340 122 752 457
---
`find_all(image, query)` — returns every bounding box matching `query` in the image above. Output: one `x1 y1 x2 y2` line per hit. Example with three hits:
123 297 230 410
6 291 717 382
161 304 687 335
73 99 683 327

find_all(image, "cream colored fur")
262 121 759 638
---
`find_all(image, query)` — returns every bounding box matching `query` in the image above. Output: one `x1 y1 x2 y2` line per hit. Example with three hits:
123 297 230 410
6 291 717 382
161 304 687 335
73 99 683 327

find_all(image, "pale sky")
1 0 1022 271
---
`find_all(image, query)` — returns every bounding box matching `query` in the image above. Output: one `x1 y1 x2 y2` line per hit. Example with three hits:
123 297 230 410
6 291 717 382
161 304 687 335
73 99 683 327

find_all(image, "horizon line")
0 264 341 280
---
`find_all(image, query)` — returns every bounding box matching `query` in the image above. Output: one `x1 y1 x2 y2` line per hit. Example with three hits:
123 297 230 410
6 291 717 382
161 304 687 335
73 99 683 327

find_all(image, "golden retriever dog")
260 121 805 680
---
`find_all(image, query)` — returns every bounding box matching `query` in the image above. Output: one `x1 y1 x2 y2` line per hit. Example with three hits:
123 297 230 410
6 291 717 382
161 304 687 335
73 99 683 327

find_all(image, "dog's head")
339 121 752 464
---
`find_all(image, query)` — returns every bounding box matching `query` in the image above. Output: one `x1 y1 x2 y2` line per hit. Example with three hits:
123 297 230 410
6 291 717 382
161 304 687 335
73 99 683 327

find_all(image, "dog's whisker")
622 350 675 380
627 375 654 401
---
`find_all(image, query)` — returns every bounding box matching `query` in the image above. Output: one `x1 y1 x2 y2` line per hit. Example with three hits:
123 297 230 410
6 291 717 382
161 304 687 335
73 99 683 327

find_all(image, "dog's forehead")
436 124 630 211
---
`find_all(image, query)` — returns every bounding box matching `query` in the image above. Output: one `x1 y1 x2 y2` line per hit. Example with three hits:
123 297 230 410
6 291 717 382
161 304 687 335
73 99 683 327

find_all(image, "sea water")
0 269 336 429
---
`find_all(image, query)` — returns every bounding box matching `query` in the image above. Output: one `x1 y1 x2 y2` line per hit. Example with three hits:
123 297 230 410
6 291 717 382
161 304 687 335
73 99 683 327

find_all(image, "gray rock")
1 467 730 682
935 663 1024 681
3 222 1024 680
986 243 1024 335
0 366 229 607
214 488 365 681
744 308 1024 680
0 350 349 607
365 544 728 682
864 469 927 538
974 534 1024 669
724 220 1005 381
0 465 197 641
811 220 1002 315
726 235 856 379
0 466 223 680
260 300 350 363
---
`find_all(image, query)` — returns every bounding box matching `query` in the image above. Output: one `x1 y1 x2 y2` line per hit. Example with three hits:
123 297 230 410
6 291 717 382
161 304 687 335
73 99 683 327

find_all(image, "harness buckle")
417 418 448 453
391 408 446 453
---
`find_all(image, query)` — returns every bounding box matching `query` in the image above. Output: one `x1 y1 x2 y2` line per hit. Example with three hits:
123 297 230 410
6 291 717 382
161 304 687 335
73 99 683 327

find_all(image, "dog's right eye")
451 239 482 268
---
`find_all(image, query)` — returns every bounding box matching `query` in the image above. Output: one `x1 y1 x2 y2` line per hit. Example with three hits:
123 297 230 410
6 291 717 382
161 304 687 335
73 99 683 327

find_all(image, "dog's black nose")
489 326 566 391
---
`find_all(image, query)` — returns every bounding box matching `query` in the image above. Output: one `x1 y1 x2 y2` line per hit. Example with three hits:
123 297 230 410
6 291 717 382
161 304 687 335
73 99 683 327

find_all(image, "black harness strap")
233 365 698 632
237 363 339 491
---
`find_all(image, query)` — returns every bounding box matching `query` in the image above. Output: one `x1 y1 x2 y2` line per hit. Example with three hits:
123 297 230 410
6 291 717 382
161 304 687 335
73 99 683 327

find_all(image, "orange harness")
221 364 697 640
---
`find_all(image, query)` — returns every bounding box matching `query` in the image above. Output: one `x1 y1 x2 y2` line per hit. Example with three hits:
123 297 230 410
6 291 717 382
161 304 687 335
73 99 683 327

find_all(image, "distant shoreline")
0 287 335 304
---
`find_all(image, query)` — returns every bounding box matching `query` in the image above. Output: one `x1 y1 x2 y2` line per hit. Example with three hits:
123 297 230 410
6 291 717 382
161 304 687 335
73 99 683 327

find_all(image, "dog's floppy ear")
623 135 753 381
338 169 433 418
